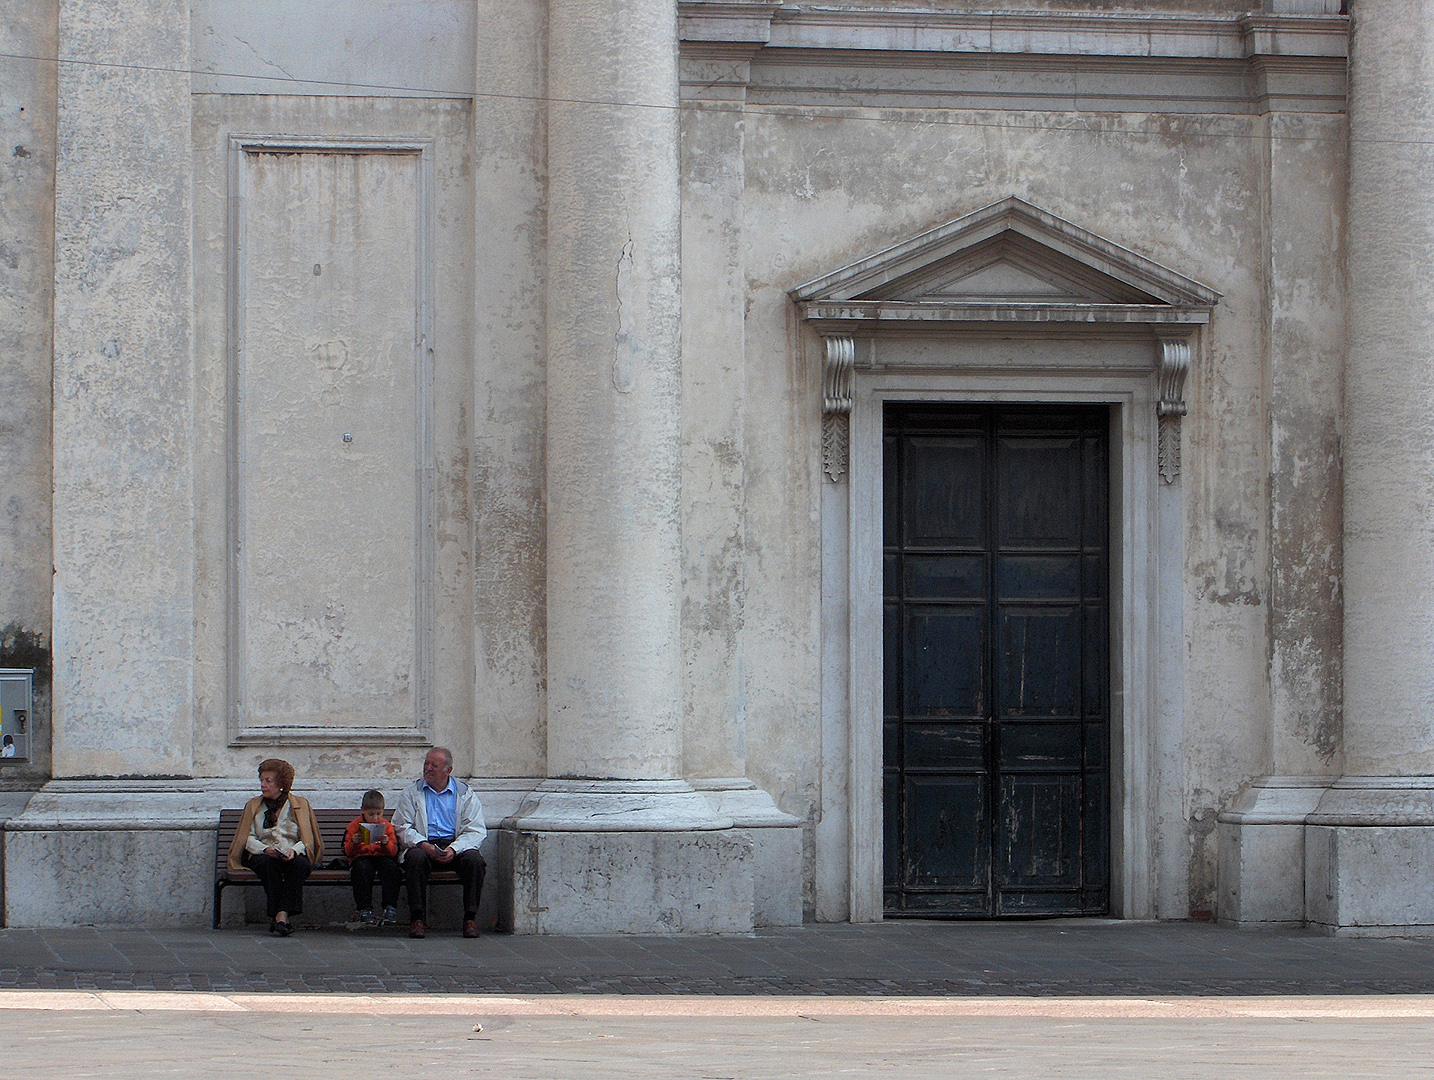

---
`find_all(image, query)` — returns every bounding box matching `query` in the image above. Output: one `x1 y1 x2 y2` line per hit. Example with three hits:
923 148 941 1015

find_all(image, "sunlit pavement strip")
2 990 1433 1019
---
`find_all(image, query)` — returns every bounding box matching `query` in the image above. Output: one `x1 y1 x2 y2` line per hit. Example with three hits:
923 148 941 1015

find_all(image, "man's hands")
263 846 295 861
419 841 456 863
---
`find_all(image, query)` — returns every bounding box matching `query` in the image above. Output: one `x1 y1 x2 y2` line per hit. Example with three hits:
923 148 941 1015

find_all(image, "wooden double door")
883 403 1110 917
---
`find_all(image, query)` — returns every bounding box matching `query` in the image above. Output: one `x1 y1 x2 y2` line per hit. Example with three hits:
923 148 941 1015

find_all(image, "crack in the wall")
612 234 635 393
233 35 298 81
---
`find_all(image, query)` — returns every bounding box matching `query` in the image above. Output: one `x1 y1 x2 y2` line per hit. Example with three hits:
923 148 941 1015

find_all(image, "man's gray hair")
427 746 454 770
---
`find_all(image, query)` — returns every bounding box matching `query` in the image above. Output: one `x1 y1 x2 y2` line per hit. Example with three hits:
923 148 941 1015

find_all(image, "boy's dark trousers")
403 840 486 921
349 855 403 911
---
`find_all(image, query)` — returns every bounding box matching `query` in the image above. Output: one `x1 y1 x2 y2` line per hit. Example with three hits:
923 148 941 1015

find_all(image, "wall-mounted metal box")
0 669 33 762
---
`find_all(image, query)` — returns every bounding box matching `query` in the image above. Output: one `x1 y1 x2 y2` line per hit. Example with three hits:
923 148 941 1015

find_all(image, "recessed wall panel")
230 141 432 739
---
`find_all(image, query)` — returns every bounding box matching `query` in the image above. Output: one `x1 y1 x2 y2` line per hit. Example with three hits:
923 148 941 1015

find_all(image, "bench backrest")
217 807 396 878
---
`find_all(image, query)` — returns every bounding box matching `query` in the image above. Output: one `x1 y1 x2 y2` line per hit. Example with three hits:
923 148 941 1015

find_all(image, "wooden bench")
213 807 460 928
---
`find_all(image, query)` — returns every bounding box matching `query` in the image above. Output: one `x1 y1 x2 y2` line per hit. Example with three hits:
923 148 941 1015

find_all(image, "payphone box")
0 668 32 762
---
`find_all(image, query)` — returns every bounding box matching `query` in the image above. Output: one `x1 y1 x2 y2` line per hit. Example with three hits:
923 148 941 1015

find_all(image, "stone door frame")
818 342 1185 922
796 199 1218 921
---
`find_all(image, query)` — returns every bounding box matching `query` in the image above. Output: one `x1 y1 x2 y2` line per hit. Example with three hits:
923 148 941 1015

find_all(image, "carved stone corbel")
1156 332 1192 484
821 336 855 482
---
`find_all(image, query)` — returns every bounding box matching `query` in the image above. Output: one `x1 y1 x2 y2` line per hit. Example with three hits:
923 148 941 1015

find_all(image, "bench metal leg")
213 881 223 930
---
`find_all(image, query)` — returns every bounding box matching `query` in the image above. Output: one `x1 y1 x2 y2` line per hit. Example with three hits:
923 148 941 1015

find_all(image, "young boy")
344 789 401 925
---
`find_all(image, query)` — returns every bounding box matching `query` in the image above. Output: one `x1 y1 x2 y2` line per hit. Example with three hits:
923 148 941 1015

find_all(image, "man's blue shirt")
424 777 458 840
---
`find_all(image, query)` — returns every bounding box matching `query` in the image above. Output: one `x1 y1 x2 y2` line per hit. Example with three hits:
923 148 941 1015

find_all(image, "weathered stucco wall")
1265 113 1346 779
190 94 479 782
10 0 1358 927
470 0 549 781
183 0 548 783
0 2 56 782
681 99 750 784
726 95 1345 915
51 0 196 778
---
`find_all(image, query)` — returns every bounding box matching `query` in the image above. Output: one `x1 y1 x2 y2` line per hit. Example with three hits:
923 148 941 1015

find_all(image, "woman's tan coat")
226 794 324 873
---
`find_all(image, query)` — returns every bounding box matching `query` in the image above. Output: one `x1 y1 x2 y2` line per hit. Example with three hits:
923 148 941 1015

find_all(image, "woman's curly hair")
257 757 295 795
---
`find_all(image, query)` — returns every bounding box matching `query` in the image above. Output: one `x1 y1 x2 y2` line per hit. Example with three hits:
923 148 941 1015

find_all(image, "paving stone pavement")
3 920 1434 996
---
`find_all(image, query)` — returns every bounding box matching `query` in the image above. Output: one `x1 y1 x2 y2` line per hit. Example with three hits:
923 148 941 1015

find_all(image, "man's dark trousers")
404 840 486 921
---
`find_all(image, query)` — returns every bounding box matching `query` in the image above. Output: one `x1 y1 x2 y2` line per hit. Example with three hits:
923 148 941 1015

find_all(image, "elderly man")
393 747 487 938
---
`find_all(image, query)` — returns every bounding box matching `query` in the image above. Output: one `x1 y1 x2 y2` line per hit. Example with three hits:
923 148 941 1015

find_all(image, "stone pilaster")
6 0 195 926
543 0 684 782
50 0 194 776
1217 34 1349 929
498 0 762 933
1312 0 1434 933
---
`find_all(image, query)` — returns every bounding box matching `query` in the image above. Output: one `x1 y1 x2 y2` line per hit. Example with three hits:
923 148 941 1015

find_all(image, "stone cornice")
679 3 1348 61
800 302 1210 333
791 196 1221 313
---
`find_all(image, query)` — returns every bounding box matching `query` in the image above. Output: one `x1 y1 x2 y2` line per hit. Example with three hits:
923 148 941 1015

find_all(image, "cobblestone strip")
1 968 1431 997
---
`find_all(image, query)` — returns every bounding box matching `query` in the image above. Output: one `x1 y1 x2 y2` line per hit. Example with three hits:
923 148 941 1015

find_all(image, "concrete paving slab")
3 998 1434 1079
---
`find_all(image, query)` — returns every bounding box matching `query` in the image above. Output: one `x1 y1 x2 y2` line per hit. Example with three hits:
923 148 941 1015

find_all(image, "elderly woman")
226 758 322 935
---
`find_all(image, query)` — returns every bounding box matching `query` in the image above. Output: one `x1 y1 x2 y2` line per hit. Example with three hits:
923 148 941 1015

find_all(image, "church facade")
5 0 1431 935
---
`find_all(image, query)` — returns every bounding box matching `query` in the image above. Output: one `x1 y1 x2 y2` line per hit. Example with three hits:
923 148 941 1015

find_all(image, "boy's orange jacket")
343 816 398 859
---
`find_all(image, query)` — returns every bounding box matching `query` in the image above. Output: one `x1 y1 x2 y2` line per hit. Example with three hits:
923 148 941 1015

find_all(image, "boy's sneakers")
357 909 376 926
381 906 399 925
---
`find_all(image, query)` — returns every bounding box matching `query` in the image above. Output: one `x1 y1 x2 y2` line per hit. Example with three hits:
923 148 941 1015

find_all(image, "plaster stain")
0 622 50 688
1186 805 1219 917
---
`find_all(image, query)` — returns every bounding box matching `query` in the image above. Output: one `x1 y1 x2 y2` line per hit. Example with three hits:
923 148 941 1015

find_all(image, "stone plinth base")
1219 775 1434 935
7 826 214 927
2 778 528 928
499 828 755 934
497 779 769 934
1305 777 1434 936
1217 777 1331 928
691 778 803 927
1304 824 1434 936
3 777 800 931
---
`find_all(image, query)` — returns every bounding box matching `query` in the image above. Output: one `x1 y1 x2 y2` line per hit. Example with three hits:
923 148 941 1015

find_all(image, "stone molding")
822 335 854 483
688 777 804 827
1216 775 1335 827
501 779 735 833
793 198 1218 484
792 196 1220 332
678 3 1347 112
225 134 437 748
678 0 779 48
1215 773 1434 830
1156 331 1194 484
2 776 801 832
679 3 1347 60
1308 777 1434 828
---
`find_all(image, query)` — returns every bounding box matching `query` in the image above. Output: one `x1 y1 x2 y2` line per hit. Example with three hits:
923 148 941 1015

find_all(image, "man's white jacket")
392 778 487 860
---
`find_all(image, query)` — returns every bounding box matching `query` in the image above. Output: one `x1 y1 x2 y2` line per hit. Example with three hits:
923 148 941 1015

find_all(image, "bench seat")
214 807 460 928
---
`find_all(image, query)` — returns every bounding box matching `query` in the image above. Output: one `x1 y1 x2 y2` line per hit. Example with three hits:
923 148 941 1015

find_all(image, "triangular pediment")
792 197 1219 328
924 259 1076 301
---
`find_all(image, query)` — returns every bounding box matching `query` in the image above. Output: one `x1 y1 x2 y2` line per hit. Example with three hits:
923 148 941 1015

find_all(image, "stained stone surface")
50 0 195 778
